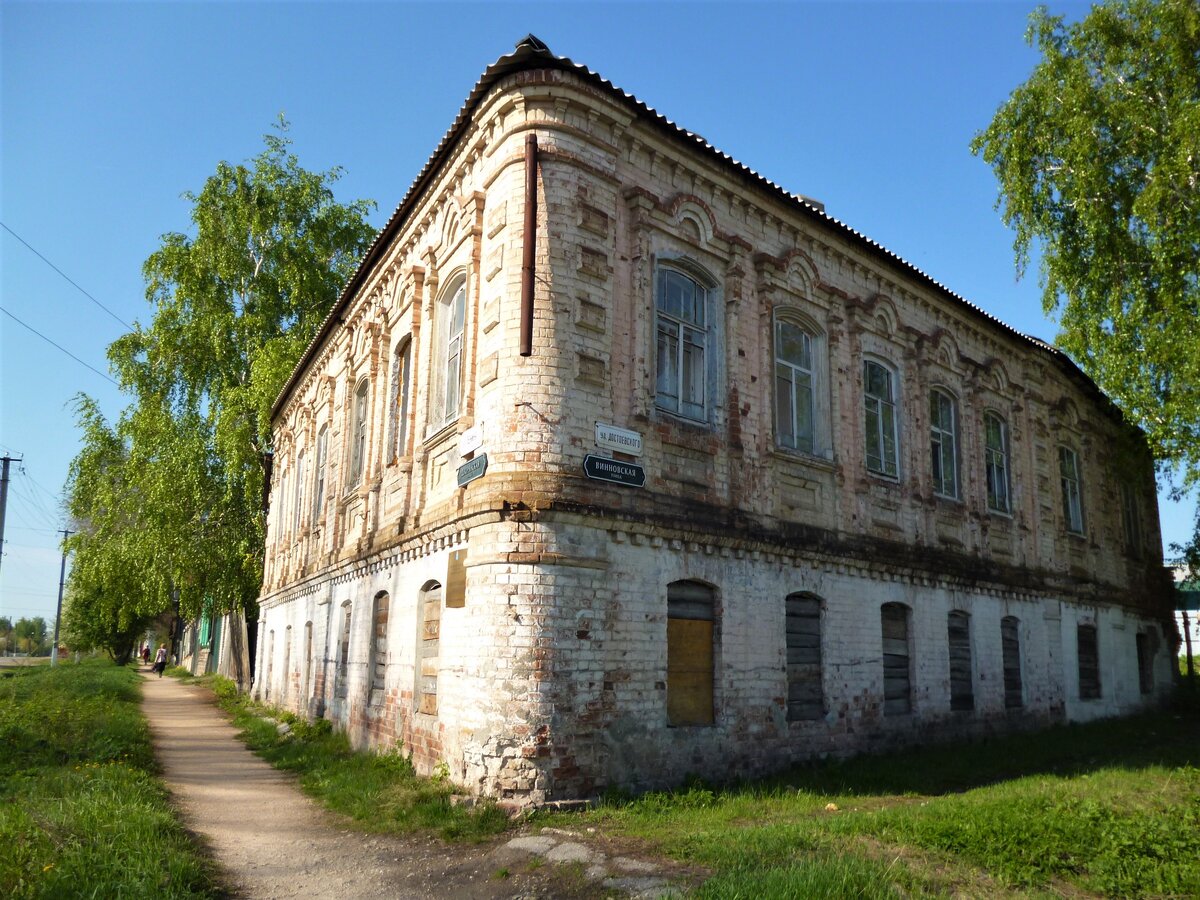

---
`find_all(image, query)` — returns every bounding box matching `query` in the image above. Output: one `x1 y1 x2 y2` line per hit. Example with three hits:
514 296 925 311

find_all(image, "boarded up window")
667 581 715 726
1077 623 1100 700
282 626 292 704
1136 632 1153 694
881 603 911 716
265 630 275 701
335 604 351 700
303 622 313 703
785 593 823 721
947 610 974 711
369 592 389 705
418 584 442 715
1001 616 1023 708
445 550 467 608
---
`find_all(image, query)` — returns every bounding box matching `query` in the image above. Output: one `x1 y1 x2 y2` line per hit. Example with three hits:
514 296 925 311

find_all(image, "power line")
1 221 134 330
0 306 119 387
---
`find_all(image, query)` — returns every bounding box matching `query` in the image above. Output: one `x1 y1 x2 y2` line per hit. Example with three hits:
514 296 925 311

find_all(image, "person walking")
153 645 168 677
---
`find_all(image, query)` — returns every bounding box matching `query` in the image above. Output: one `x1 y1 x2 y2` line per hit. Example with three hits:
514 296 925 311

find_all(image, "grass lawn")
0 660 221 899
553 705 1200 898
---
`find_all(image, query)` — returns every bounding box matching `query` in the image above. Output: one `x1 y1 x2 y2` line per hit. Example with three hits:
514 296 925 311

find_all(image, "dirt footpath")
140 674 687 899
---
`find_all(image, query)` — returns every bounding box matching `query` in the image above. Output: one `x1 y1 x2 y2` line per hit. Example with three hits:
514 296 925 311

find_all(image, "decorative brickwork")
252 40 1176 805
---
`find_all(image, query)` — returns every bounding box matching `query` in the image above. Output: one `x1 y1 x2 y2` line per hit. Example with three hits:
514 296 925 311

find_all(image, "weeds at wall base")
168 670 508 842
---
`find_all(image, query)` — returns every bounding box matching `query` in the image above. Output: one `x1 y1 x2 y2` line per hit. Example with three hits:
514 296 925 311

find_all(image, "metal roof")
271 35 1124 422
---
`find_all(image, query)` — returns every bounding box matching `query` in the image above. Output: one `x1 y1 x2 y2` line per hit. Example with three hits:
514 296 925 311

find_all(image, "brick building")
253 37 1176 804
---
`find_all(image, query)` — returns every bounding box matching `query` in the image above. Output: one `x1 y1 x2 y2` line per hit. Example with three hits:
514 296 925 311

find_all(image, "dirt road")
140 673 684 899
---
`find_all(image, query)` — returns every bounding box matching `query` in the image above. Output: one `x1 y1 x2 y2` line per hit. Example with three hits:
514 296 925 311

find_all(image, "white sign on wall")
595 422 643 456
459 424 483 458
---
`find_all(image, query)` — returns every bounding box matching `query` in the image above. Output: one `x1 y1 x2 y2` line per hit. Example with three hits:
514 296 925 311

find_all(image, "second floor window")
292 450 306 533
349 379 369 487
443 287 466 424
864 360 899 477
312 425 328 523
655 266 707 421
1059 445 1084 534
775 318 815 453
929 389 959 498
1120 482 1142 554
984 412 1011 513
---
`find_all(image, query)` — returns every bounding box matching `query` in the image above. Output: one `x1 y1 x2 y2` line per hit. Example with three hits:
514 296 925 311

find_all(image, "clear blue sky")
2 1 1194 625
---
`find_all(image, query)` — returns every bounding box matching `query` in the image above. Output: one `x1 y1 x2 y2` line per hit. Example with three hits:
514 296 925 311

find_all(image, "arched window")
431 284 467 429
302 621 314 704
775 318 817 454
348 379 370 487
387 339 412 461
276 466 289 539
785 592 823 721
947 610 973 711
864 359 899 477
282 625 292 704
335 602 352 701
667 580 716 725
930 389 959 499
312 425 328 524
655 265 710 421
880 602 911 715
1001 616 1023 708
417 582 442 715
984 412 1011 513
292 450 306 533
369 591 390 706
1059 446 1084 534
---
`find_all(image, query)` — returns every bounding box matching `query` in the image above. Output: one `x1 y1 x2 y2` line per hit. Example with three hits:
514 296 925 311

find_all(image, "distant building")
252 37 1176 805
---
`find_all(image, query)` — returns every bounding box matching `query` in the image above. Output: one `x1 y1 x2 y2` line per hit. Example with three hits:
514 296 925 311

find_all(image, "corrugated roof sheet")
272 35 1122 422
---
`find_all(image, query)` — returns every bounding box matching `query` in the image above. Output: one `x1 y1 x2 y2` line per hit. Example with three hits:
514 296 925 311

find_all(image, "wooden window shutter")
667 581 714 726
881 603 911 715
947 611 974 712
1001 616 1023 708
785 593 823 721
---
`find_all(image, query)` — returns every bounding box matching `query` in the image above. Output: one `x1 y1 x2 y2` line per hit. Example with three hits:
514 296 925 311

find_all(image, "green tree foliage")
64 123 375 643
972 0 1200 551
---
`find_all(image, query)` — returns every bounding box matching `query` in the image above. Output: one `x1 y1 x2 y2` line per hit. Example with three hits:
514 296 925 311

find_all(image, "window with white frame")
348 379 369 488
1059 445 1084 534
655 265 708 421
930 389 959 498
312 425 328 524
432 284 467 428
292 450 306 533
864 360 899 477
775 317 816 454
984 412 1011 513
387 339 411 461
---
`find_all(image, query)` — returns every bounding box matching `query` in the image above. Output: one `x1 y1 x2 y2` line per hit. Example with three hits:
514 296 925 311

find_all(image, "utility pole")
0 455 20 581
50 528 73 667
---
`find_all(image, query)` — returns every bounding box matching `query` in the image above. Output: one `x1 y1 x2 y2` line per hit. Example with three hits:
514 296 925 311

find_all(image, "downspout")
520 133 538 357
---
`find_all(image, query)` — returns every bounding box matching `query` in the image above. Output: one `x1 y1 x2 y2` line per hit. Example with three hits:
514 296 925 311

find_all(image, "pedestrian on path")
153 646 167 677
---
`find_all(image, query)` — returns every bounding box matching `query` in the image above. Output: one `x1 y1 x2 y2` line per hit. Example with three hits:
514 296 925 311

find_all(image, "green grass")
0 660 221 899
187 672 509 842
555 706 1200 898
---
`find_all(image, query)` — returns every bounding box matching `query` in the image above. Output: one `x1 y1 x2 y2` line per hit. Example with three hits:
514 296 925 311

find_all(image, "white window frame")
864 359 900 478
312 425 328 524
655 264 709 422
774 316 817 454
930 388 959 499
292 449 306 533
348 379 369 488
984 412 1011 513
1059 445 1084 534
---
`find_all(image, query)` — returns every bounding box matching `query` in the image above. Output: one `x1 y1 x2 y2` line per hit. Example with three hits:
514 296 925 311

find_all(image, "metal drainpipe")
520 133 538 357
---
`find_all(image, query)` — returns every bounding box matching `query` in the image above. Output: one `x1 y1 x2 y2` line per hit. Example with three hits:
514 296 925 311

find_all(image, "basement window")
947 610 973 711
1077 623 1100 700
881 602 912 715
1001 616 1023 708
785 593 823 721
667 580 715 726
